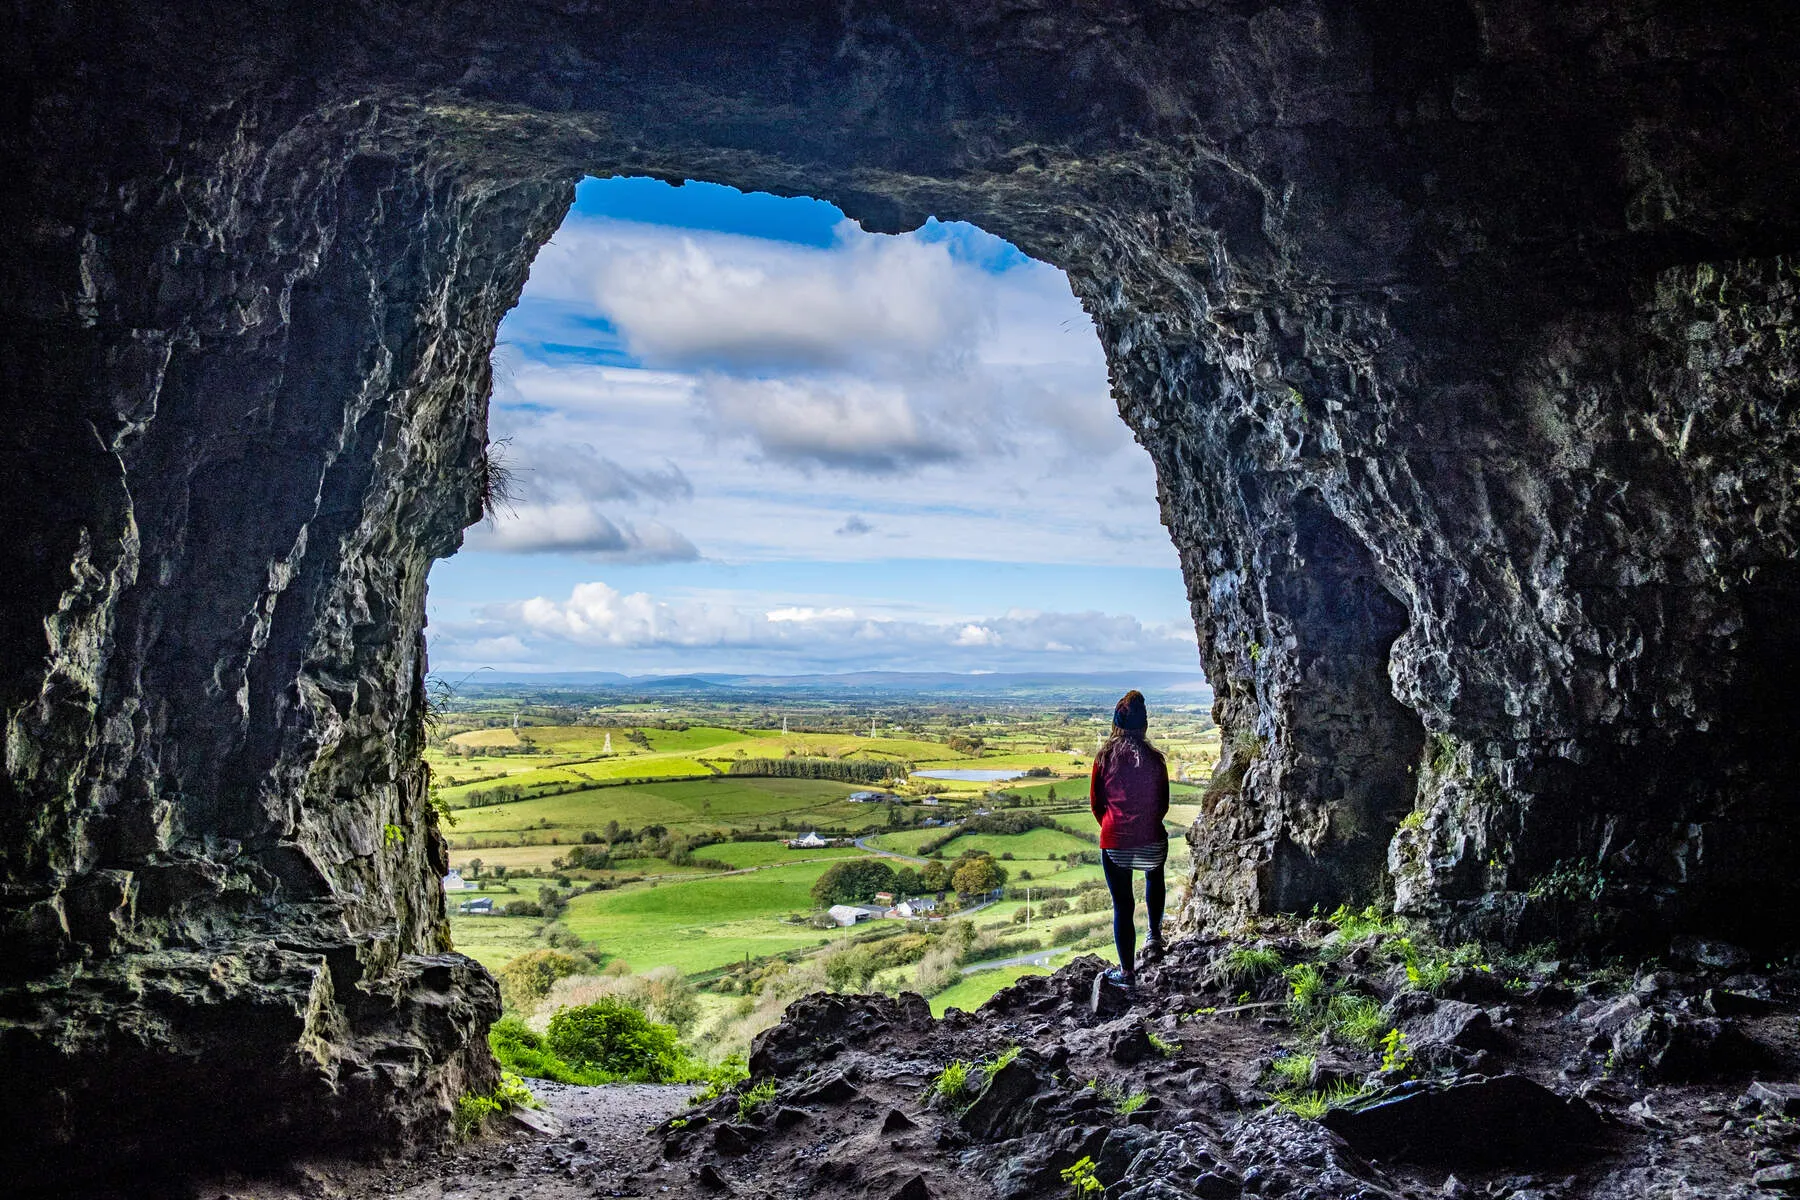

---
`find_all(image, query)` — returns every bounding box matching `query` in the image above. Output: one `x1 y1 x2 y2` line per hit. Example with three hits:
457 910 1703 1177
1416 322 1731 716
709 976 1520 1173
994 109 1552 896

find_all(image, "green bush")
546 999 687 1082
489 1015 605 1085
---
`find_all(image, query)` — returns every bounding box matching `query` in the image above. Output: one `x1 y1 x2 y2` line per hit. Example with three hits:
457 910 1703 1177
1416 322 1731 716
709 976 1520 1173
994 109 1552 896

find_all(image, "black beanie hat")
1113 690 1148 732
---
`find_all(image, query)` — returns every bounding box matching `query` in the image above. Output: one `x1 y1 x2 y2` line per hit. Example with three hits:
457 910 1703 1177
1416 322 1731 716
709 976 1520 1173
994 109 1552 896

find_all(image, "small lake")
910 769 1028 782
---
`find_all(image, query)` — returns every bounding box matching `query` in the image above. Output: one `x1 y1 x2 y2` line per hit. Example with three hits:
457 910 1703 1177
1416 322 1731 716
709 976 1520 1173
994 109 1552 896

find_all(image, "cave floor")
213 1083 690 1200
195 929 1798 1200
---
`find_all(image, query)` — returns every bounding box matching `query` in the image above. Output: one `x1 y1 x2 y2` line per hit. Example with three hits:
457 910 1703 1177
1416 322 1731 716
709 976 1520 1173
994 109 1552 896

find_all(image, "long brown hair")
1098 689 1164 771
1098 726 1165 771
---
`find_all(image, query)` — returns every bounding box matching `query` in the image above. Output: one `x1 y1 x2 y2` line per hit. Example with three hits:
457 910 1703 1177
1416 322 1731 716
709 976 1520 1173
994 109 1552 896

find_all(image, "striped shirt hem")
1103 843 1168 872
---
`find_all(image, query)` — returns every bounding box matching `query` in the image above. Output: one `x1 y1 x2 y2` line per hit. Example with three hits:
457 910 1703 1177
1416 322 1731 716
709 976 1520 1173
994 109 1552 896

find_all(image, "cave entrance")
425 175 1196 684
419 176 1212 978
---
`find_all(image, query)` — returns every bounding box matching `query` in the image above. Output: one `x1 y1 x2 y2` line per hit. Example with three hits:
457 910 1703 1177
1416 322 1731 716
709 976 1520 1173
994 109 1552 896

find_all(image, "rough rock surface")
5 0 1800 1184
324 935 1788 1200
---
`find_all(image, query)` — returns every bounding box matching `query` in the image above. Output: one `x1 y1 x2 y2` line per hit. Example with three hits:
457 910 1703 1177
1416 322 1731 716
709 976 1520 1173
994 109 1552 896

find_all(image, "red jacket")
1090 737 1170 849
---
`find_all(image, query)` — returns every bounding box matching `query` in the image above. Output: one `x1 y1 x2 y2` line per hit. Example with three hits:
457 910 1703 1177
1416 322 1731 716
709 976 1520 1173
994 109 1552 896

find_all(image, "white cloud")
527 219 984 373
466 505 698 562
766 606 858 623
437 581 1197 673
701 377 965 473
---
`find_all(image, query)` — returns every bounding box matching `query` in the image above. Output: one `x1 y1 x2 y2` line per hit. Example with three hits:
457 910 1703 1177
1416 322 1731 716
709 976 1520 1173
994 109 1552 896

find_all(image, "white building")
789 831 828 848
827 904 871 927
892 897 939 919
441 869 472 891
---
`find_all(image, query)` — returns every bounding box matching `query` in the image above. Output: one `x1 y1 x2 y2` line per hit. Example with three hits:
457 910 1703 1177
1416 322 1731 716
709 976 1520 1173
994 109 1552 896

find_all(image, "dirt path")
218 1083 690 1200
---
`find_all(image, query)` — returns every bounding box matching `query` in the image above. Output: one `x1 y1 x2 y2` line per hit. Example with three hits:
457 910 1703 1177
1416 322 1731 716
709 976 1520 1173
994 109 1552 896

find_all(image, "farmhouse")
457 897 493 915
788 831 828 849
440 869 471 891
890 896 939 919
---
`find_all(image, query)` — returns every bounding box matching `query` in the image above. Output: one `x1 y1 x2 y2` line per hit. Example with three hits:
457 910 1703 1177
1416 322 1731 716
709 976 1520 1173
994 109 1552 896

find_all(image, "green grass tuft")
1271 1081 1361 1120
1268 1053 1315 1088
1218 946 1284 989
737 1077 779 1121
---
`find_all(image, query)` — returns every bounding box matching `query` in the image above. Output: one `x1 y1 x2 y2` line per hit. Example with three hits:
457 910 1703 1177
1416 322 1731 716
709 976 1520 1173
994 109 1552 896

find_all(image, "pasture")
561 859 864 974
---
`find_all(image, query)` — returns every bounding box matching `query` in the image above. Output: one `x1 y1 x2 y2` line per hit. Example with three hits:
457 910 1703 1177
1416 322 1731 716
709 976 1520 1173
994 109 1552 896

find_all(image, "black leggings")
1102 852 1165 973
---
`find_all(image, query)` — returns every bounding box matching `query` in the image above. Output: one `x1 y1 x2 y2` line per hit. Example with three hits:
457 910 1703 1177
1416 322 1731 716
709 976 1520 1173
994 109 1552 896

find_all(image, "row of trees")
809 848 1010 908
727 757 899 784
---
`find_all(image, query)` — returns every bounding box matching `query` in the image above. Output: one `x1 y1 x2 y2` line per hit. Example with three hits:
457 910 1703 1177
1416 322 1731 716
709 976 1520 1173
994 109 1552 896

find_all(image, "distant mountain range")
436 668 1213 701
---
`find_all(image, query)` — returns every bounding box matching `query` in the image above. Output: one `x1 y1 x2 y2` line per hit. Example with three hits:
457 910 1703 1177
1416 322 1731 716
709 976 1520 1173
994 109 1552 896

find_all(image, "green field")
448 915 546 972
930 965 1053 1016
865 828 941 855
934 827 1096 860
447 777 871 843
561 859 868 974
424 698 1214 1014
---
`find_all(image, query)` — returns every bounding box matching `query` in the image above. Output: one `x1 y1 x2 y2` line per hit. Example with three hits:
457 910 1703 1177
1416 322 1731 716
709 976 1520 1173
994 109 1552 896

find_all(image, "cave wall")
5 0 1800 1181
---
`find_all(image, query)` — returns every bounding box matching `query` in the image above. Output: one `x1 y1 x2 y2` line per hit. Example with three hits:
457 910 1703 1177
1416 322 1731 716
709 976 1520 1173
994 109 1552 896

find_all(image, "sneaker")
1139 937 1166 965
1102 966 1136 990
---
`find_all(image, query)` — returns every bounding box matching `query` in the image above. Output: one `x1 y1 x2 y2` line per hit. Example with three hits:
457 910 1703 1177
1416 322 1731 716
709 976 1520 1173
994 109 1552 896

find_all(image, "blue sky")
425 177 1201 676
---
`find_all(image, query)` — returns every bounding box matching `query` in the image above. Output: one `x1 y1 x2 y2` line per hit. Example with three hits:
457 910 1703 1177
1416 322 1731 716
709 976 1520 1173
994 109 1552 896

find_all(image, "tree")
892 866 923 897
496 948 585 1009
1012 907 1031 925
921 860 951 892
951 853 1007 896
810 859 898 907
1039 896 1071 917
468 857 483 879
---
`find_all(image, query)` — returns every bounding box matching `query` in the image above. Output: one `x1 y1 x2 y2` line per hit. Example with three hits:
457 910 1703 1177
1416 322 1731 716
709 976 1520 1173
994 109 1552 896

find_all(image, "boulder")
1404 999 1508 1069
880 1108 918 1133
1093 971 1135 1018
1322 1075 1604 1167
1756 1165 1800 1193
1109 1022 1157 1064
789 1069 862 1106
960 1056 1047 1141
1612 1010 1762 1081
986 1126 1109 1200
1706 988 1773 1018
749 992 932 1077
1670 937 1753 972
1094 1125 1161 1185
1747 1082 1800 1118
888 1174 933 1200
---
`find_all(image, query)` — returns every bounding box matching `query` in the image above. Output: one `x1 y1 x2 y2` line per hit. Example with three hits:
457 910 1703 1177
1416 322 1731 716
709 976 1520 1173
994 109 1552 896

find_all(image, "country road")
960 948 1060 975
852 835 929 864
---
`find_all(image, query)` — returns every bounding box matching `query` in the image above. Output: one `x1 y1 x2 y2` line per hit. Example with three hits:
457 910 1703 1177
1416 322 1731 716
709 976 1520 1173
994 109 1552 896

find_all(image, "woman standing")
1089 690 1170 988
